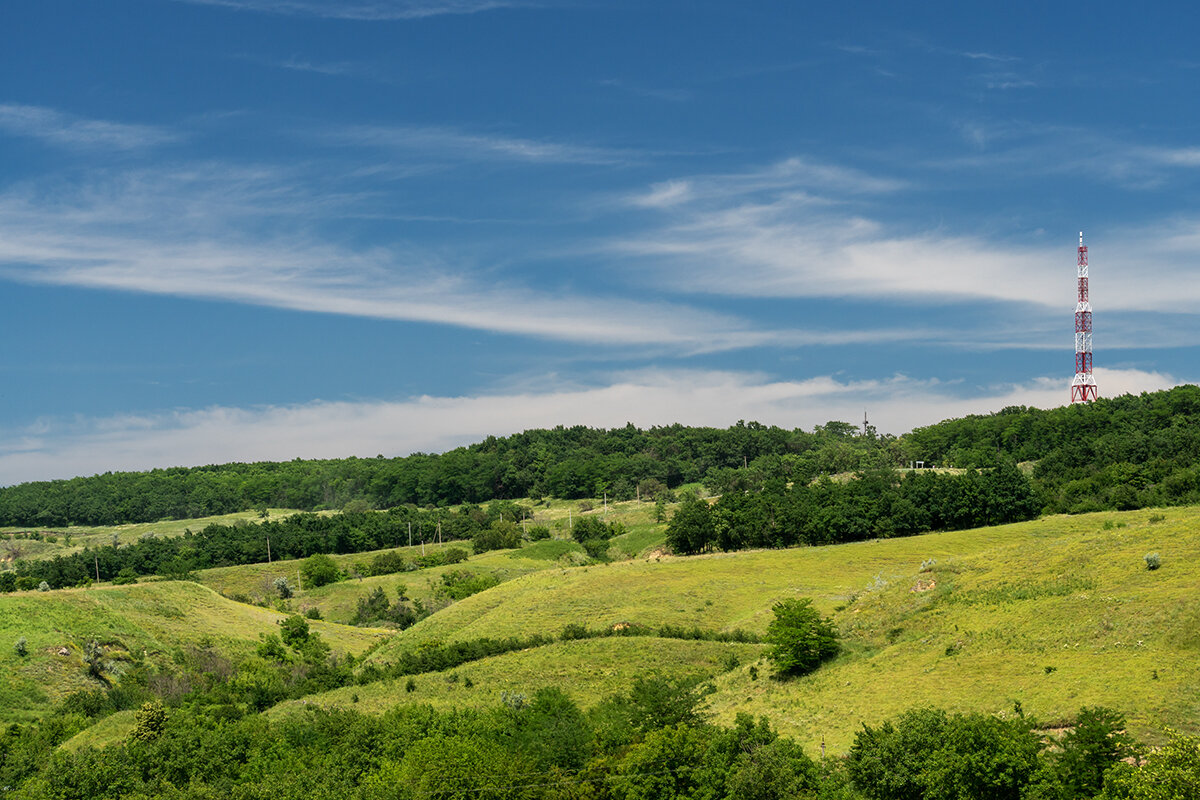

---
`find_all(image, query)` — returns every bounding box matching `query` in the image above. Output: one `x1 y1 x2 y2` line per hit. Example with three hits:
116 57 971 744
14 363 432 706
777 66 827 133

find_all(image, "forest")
3 386 1199 529
1 671 1192 800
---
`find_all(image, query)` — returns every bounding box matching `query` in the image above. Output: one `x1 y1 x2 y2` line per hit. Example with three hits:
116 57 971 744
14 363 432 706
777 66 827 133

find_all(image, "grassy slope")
194 541 584 624
0 581 384 724
0 509 312 564
344 507 1200 752
271 637 764 718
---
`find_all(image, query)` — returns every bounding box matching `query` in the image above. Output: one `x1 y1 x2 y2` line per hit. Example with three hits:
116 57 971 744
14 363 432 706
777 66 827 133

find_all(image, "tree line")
2 386 1199 530
0 421 897 527
668 460 1040 554
2 504 522 591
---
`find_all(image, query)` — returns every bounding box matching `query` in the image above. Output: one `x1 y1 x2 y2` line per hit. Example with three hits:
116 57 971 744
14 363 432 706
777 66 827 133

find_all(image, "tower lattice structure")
1071 231 1098 403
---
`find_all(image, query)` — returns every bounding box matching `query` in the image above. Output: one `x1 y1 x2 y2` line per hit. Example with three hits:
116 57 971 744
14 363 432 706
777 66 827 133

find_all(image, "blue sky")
2 0 1199 484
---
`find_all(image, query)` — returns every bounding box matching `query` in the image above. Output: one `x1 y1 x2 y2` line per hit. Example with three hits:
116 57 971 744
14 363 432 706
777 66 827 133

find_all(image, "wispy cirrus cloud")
323 123 635 165
0 164 844 354
0 104 178 150
1 366 1180 484
171 0 541 20
614 157 1200 320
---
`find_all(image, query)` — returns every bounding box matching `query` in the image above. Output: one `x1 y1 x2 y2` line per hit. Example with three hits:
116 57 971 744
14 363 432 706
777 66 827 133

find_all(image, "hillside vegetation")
0 581 382 724
326 506 1200 752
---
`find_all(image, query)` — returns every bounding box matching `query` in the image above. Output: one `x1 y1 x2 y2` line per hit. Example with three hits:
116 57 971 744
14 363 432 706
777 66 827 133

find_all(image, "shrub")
14 636 27 657
112 568 138 585
405 677 417 693
278 615 310 648
525 525 551 541
1148 513 1166 524
37 580 50 592
443 547 469 564
369 551 409 576
764 597 839 677
273 577 293 598
1145 552 1161 570
131 701 168 742
300 554 340 587
303 606 322 620
580 538 611 561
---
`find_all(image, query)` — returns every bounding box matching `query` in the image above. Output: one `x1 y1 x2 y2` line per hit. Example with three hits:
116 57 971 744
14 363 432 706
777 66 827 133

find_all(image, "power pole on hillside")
266 535 271 564
95 556 100 584
408 521 412 548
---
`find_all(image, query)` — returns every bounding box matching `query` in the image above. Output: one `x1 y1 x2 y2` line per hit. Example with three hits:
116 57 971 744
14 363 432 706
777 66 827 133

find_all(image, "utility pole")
95 556 100 584
266 535 271 564
408 521 412 548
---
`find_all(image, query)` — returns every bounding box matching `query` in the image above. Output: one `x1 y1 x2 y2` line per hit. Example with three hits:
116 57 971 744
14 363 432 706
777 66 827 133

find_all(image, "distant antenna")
862 409 869 436
1071 231 1099 402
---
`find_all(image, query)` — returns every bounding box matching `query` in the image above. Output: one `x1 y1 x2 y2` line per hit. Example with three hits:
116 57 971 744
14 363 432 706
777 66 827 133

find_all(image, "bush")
278 615 310 648
303 606 323 620
764 598 839 677
369 551 409 576
443 547 469 564
301 554 340 588
37 580 50 592
580 538 610 561
273 577 293 598
112 568 138 585
1145 552 1161 571
14 636 27 657
525 525 551 541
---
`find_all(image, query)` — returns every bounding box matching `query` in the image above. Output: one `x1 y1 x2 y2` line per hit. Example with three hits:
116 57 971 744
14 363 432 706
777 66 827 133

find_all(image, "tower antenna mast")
1071 231 1098 402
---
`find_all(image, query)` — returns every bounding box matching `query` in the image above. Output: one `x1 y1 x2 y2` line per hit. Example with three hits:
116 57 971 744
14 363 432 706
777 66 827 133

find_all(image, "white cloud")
323 123 634 166
0 367 1182 485
0 165 830 353
616 159 1200 316
172 0 537 20
0 104 178 150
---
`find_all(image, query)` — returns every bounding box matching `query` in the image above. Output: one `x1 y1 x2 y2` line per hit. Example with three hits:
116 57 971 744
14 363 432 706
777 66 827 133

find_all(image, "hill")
298 506 1200 752
0 581 383 724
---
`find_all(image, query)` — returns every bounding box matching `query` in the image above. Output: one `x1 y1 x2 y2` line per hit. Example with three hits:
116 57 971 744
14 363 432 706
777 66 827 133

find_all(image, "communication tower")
1071 231 1098 403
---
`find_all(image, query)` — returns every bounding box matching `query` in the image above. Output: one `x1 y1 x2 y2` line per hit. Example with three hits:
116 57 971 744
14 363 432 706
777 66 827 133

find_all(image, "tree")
300 553 340 587
764 598 839 677
1101 729 1200 800
130 701 167 742
1055 706 1136 798
665 494 715 555
278 614 310 648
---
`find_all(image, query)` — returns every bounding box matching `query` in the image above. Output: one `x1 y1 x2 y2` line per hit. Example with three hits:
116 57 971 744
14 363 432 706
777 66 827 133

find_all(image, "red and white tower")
1071 231 1098 403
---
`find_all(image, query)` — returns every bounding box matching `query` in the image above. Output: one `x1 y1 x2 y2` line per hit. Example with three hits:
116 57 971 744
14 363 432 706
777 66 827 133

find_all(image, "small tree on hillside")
300 554 340 588
764 598 839 677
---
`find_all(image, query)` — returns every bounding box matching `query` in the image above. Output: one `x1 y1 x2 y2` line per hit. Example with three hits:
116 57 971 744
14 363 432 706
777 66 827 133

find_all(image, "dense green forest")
669 460 1039 554
2 671 1190 800
2 385 1199 527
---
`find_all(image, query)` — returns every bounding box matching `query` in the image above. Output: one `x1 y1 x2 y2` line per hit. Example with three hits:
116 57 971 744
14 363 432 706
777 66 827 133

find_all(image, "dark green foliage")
525 525 551 541
367 551 409 576
580 537 611 560
1052 707 1136 798
848 707 1043 800
1101 729 1200 799
14 636 27 656
471 520 523 553
665 494 716 554
436 570 500 601
0 420 830 526
278 614 310 648
300 553 340 588
130 701 167 742
764 598 839 677
351 585 421 628
1144 552 1161 570
570 515 625 544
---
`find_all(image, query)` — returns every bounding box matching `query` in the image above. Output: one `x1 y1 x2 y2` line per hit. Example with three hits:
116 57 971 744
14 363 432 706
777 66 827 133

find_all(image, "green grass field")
6 501 1198 756
0 581 384 724
352 506 1200 752
270 636 764 718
